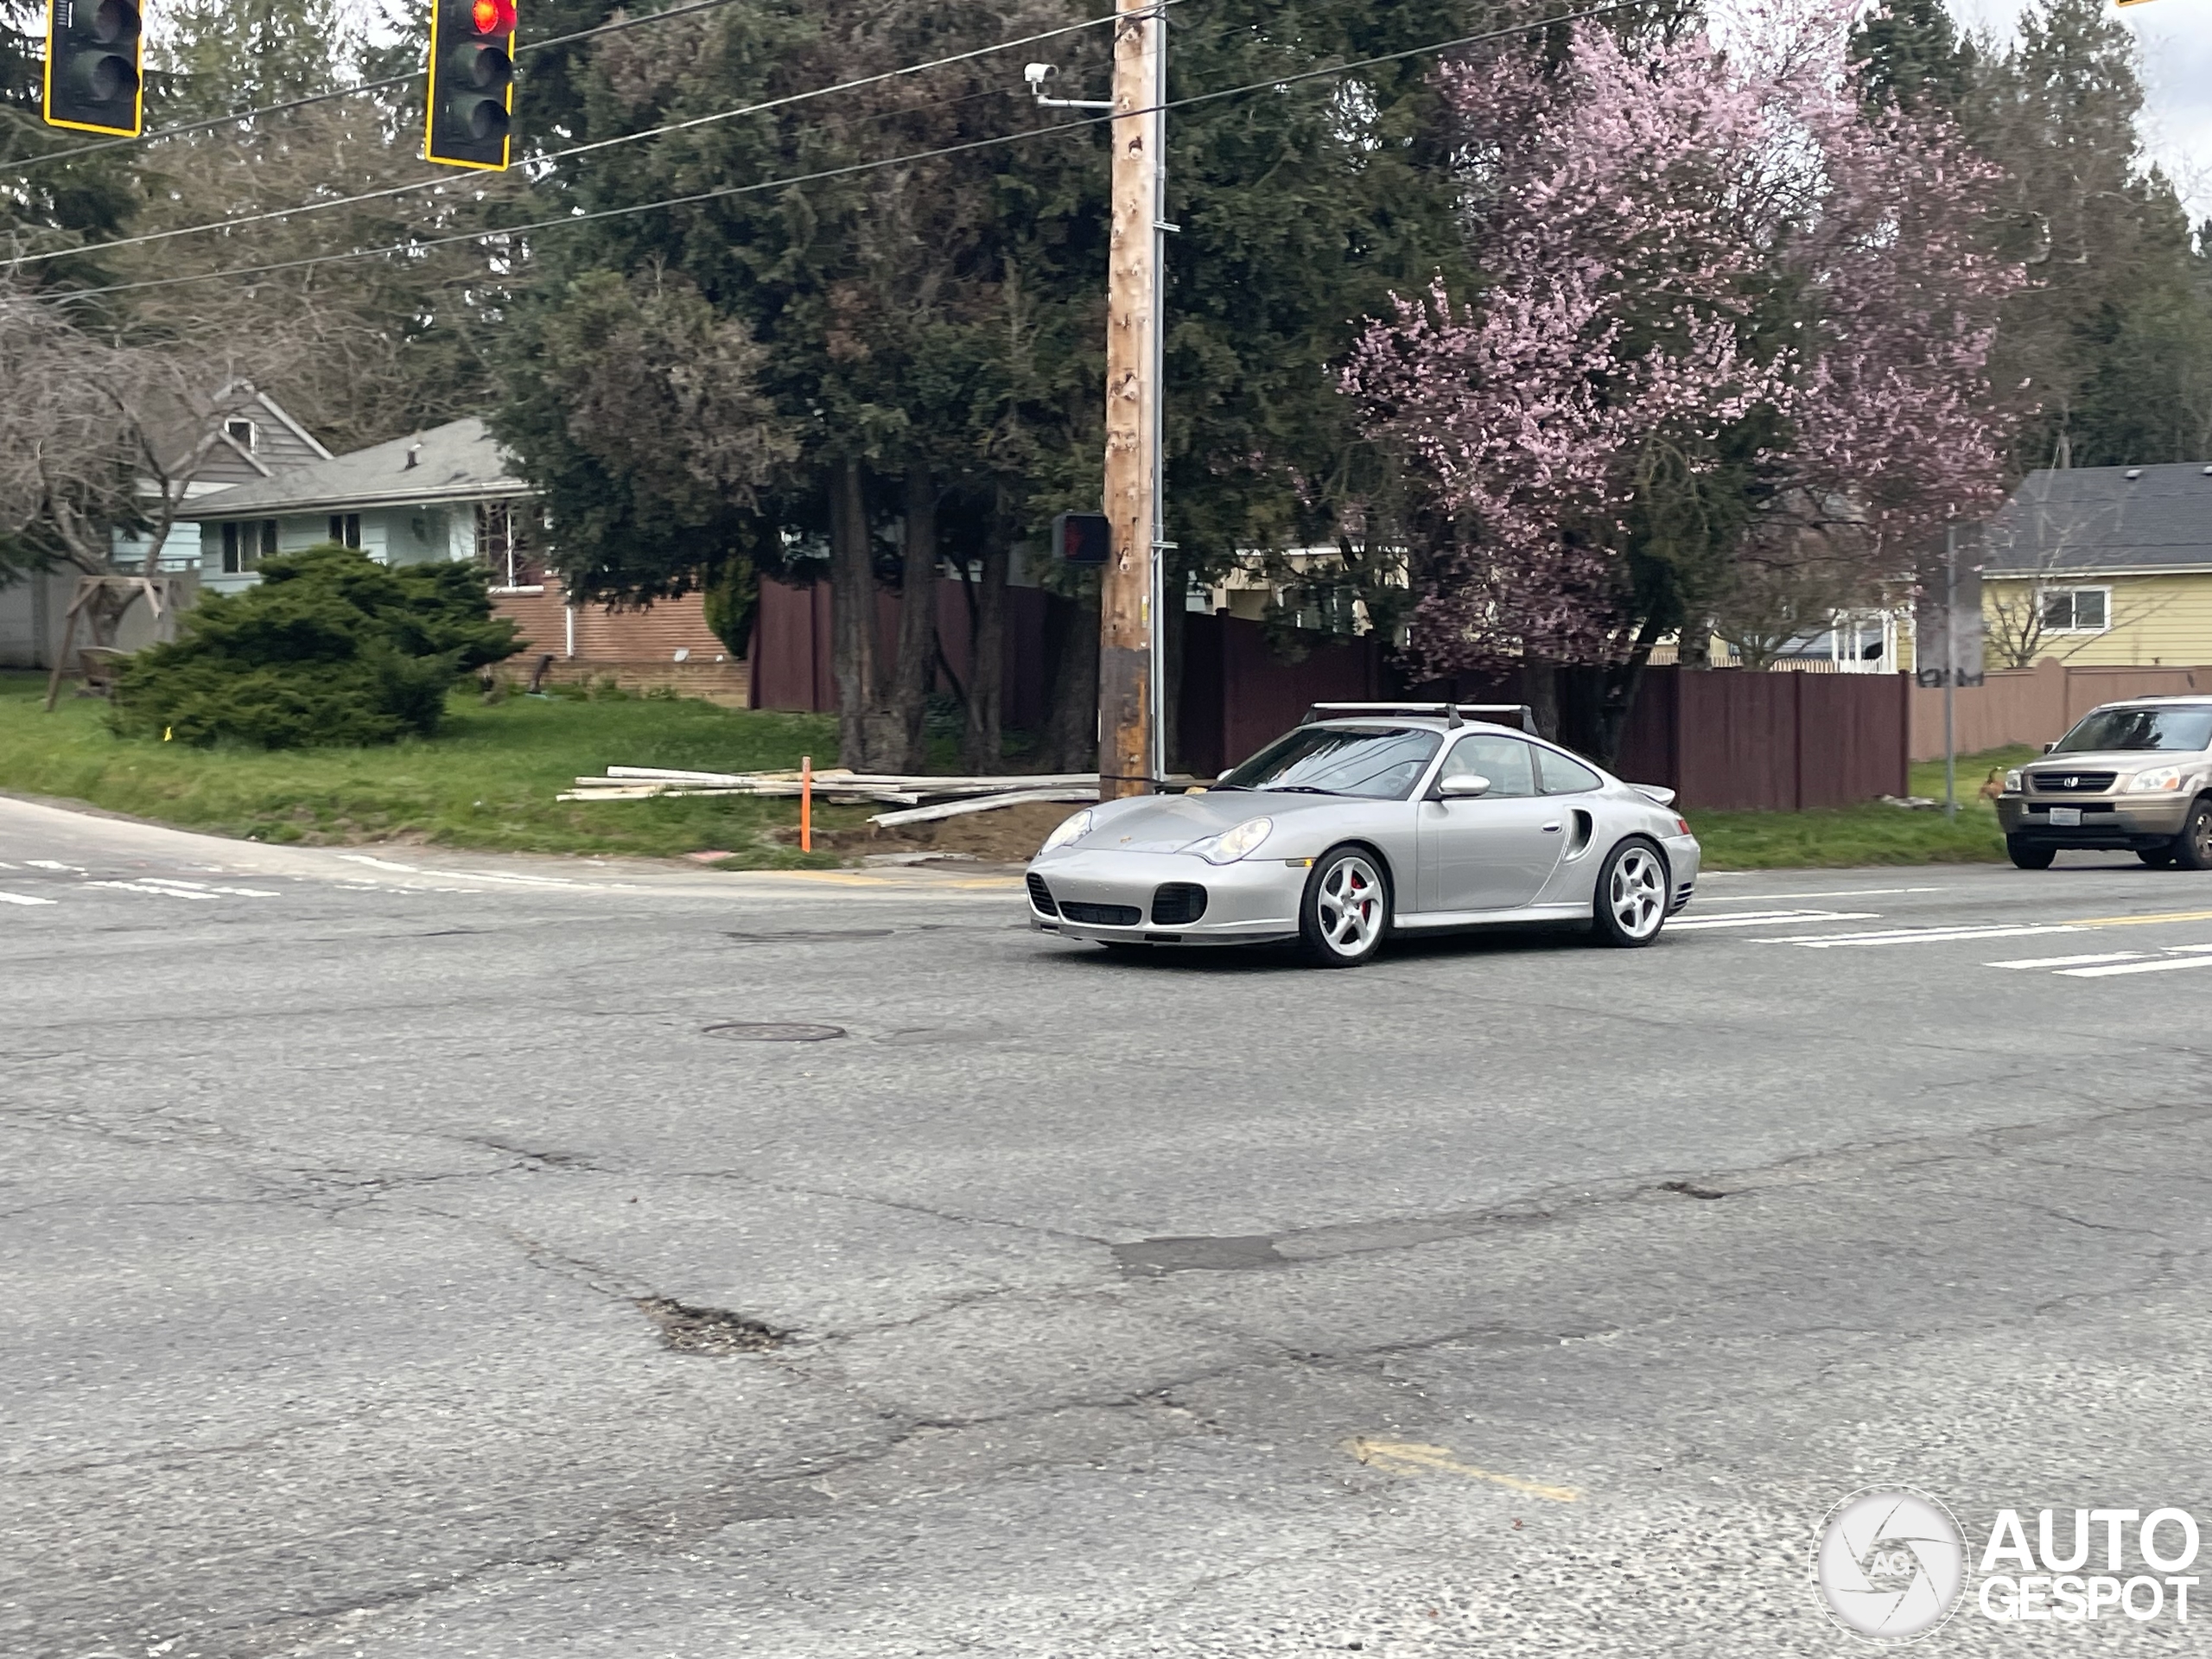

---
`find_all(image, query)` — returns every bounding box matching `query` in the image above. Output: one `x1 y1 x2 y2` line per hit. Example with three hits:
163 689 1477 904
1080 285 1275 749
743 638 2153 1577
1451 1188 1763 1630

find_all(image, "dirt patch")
770 799 1090 866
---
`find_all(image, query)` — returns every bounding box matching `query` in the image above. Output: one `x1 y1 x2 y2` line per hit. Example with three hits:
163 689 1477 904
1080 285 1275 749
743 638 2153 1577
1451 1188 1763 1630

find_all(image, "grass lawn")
0 671 854 865
1688 744 2037 871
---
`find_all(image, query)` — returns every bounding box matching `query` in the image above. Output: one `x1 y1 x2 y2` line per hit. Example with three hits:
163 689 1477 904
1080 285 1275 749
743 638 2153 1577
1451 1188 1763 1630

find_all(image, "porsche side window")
1538 747 1603 795
1443 734 1537 798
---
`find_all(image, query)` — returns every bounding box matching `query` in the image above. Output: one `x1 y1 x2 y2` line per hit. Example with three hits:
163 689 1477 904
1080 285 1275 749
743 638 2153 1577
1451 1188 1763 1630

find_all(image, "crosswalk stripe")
1986 951 2148 969
0 890 57 906
1669 910 1880 931
2059 954 2212 979
1764 924 2086 948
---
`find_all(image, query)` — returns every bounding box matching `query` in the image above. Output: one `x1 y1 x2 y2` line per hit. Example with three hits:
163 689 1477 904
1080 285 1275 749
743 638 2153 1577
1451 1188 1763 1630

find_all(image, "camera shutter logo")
1814 1487 1967 1641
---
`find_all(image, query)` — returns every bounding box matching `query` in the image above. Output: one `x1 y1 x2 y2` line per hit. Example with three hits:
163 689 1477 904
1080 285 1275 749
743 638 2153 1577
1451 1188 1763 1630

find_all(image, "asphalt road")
5 793 2209 1657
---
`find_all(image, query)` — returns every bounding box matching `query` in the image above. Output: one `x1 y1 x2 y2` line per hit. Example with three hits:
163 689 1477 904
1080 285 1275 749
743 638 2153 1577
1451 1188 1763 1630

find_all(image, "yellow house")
1980 461 2212 668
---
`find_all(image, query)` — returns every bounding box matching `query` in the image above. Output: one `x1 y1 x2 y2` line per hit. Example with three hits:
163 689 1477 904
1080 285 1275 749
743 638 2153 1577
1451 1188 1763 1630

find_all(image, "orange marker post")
799 754 812 852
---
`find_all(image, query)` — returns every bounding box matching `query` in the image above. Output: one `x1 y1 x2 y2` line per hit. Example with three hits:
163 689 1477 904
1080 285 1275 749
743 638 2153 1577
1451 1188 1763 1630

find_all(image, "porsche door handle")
1541 822 1562 832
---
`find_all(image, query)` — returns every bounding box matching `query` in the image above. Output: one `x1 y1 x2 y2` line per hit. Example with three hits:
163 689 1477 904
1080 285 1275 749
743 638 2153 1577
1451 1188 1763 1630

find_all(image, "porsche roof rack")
1302 701 1538 734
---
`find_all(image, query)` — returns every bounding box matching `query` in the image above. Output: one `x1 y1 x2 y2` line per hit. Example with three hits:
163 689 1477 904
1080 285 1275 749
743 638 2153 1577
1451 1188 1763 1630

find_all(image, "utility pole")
1097 0 1166 797
1943 522 1957 821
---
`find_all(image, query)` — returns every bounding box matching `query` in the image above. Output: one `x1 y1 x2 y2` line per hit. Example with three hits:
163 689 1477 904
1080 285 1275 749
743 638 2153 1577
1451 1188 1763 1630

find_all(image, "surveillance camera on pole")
1022 58 1109 111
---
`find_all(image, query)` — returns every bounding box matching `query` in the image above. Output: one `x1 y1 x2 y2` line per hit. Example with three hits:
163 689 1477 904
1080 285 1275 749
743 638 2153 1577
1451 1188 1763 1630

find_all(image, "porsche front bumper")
1025 849 1303 945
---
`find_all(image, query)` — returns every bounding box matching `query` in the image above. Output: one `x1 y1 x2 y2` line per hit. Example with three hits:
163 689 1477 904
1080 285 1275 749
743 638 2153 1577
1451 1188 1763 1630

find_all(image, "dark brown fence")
1615 668 1910 810
751 584 1908 810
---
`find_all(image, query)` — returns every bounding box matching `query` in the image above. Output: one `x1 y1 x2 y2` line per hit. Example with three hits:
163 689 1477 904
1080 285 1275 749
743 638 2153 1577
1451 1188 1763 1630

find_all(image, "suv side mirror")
2042 742 2056 753
1438 773 1491 798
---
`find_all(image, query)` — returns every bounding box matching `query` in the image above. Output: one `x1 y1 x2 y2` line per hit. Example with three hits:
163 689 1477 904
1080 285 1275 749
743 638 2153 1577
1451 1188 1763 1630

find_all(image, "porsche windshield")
1218 727 1441 800
2050 707 2212 753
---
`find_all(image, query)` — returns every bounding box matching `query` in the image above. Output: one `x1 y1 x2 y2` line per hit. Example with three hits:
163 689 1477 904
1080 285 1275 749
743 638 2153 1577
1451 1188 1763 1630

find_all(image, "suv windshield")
2050 707 2212 754
1219 726 1441 800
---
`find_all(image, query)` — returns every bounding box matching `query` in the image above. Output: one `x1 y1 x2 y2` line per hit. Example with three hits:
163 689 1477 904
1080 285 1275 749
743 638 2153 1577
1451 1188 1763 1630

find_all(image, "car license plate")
2050 807 2082 826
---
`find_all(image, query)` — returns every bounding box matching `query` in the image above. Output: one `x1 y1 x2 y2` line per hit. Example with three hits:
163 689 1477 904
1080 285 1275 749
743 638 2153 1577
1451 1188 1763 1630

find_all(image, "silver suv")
1996 697 2212 870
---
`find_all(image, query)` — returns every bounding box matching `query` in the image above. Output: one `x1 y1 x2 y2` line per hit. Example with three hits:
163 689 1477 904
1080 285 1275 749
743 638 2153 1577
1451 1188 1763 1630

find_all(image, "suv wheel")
2173 800 2212 871
2006 836 2056 870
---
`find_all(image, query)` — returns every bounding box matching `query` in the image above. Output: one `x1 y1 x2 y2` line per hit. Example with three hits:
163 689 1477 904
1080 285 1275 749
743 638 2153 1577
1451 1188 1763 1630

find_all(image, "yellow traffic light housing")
43 0 144 137
425 0 517 170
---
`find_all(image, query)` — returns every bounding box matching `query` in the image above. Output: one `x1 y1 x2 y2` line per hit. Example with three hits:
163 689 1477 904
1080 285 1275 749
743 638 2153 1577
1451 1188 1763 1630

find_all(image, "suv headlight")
2130 767 2186 792
1186 816 1273 864
2004 768 2024 793
1039 809 1094 852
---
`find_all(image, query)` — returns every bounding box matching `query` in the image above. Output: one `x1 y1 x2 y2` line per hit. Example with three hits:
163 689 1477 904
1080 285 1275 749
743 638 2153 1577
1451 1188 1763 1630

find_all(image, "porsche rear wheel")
1298 846 1389 968
1591 839 1668 948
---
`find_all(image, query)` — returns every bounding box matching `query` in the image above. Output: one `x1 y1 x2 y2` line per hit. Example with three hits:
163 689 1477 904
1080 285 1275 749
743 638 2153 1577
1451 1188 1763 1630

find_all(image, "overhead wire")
8 0 752 172
7 3 1161 268
48 0 1656 302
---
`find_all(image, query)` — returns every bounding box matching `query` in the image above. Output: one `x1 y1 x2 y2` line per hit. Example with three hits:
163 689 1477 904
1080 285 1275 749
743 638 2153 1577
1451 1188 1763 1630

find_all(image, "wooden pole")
1096 0 1162 798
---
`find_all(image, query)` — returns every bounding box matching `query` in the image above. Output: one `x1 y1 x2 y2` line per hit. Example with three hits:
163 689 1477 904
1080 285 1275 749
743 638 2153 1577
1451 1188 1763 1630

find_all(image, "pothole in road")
637 1297 786 1354
1113 1235 1287 1274
702 1021 848 1043
1656 1179 1728 1200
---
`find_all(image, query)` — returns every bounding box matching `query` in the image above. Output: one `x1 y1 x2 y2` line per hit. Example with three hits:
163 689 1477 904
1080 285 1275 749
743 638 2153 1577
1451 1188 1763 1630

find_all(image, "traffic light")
43 0 144 137
425 0 516 170
1051 511 1111 566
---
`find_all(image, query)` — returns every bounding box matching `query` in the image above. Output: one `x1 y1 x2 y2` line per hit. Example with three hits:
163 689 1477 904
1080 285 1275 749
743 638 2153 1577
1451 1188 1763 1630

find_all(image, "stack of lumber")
558 766 1102 819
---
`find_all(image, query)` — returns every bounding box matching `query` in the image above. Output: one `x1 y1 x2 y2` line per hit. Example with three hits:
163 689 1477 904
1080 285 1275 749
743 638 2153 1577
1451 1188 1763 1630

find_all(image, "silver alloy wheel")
1608 846 1666 940
2193 808 2212 864
1317 854 1384 956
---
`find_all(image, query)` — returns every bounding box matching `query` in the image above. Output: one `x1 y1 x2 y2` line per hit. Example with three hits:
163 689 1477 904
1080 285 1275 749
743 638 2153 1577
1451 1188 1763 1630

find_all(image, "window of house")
476 499 543 590
327 513 360 549
1442 734 1538 798
220 520 278 574
2041 587 2111 634
225 418 257 451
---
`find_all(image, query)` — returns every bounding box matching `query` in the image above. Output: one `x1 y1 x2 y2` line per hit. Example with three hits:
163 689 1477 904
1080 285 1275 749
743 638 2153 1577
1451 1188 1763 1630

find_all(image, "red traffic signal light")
426 0 517 169
43 0 144 137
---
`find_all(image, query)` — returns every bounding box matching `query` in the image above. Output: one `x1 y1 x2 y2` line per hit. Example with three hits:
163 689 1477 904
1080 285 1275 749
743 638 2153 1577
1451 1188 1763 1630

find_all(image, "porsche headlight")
2130 766 2186 793
1039 809 1094 853
1188 816 1273 864
2003 769 2024 793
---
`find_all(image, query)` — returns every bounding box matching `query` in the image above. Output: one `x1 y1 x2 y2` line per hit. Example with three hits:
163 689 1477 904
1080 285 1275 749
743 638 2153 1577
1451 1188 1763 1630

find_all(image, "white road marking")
1986 951 2150 970
1667 910 1882 931
2059 955 2212 979
137 877 282 898
86 880 224 900
0 891 57 906
1764 924 2088 948
24 860 80 872
338 855 423 873
1693 887 1948 904
456 869 581 887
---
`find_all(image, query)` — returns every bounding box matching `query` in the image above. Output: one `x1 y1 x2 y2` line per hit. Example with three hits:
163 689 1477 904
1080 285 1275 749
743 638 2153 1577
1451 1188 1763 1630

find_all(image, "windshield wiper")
1265 785 1350 796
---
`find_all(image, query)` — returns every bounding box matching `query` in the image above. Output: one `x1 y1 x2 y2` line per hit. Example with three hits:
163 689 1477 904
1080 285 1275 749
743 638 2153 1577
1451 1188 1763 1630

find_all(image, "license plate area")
2050 807 2082 826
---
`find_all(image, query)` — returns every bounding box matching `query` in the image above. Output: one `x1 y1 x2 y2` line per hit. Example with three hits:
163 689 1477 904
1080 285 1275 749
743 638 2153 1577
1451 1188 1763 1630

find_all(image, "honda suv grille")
2031 771 2117 793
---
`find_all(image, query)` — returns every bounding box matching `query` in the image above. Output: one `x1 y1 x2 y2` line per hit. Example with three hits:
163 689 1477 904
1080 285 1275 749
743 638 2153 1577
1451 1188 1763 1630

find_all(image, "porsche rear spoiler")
1631 784 1678 807
1303 701 1538 734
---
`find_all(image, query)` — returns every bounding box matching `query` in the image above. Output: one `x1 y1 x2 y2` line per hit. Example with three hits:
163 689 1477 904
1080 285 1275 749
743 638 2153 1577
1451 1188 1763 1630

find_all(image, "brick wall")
493 588 748 702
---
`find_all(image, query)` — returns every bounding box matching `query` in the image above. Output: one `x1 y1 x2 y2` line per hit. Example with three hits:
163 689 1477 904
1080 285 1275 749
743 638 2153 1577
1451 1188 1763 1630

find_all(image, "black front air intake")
1025 873 1058 916
1150 883 1208 926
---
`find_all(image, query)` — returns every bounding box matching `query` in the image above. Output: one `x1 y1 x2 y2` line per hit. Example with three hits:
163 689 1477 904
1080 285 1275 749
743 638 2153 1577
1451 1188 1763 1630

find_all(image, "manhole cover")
702 1021 847 1043
725 929 894 944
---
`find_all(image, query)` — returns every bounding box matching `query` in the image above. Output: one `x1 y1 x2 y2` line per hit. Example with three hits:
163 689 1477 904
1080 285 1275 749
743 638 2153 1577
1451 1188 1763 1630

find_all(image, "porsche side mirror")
1217 768 1233 781
1437 773 1491 798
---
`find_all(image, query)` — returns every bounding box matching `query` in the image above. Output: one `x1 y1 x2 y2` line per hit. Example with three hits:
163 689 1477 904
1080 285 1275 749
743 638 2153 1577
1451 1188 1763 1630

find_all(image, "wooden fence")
1613 668 1910 810
1909 658 2212 760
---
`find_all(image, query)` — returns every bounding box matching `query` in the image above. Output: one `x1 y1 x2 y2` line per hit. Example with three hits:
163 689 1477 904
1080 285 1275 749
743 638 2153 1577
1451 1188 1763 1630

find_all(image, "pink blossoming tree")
1343 0 2020 755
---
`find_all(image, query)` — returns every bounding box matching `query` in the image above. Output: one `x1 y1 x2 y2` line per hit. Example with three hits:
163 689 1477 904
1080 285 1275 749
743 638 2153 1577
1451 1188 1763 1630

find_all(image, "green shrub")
111 543 522 748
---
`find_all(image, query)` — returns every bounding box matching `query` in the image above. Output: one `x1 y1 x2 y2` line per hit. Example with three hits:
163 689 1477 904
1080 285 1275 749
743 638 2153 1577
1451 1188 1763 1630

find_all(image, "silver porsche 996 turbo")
1025 702 1701 968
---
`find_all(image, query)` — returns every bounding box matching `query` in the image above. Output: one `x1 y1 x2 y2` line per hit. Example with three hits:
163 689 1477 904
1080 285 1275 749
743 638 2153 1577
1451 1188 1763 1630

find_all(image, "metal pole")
1943 523 1957 821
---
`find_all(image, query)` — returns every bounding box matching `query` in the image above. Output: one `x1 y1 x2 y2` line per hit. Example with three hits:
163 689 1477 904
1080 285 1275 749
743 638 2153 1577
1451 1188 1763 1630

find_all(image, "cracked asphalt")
4 792 2210 1656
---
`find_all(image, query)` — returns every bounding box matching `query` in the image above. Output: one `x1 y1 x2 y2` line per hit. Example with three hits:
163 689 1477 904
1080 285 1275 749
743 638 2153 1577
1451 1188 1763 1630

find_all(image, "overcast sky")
1951 0 2212 217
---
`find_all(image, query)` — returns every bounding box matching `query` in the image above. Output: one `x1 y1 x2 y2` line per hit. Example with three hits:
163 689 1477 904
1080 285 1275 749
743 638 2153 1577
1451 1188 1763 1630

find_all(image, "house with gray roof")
1980 462 2212 668
187 416 532 594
